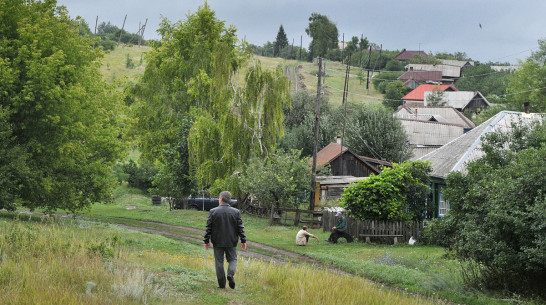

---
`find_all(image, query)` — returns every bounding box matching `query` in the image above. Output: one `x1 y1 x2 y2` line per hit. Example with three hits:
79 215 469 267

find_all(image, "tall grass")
0 214 441 304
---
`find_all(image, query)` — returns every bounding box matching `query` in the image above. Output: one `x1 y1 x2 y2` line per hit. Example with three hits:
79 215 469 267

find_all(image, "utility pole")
118 14 127 46
366 45 372 92
93 16 98 50
299 35 302 61
359 34 363 68
340 54 351 176
310 57 322 211
138 18 147 46
290 38 294 59
341 33 345 64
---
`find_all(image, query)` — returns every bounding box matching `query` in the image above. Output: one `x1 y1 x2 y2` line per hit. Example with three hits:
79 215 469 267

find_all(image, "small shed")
315 176 367 201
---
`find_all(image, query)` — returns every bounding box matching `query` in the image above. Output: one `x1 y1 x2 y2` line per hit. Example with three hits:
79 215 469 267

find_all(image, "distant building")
395 49 428 61
405 64 461 79
424 91 490 113
402 84 458 105
394 105 475 130
398 71 443 89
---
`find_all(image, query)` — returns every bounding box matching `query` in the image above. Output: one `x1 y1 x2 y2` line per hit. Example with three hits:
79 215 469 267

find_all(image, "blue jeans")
213 246 238 288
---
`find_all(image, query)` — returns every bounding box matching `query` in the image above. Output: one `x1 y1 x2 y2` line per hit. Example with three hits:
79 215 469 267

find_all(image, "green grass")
100 44 150 84
0 211 440 305
73 185 529 305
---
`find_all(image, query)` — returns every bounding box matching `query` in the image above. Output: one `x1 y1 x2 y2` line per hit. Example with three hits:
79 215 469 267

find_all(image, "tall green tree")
133 4 289 190
0 0 126 212
383 81 410 110
274 24 289 57
305 13 339 59
344 103 412 163
507 38 546 112
455 63 510 97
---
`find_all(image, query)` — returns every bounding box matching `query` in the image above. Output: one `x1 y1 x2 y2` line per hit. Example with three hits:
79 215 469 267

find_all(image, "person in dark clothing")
204 191 247 289
327 211 354 244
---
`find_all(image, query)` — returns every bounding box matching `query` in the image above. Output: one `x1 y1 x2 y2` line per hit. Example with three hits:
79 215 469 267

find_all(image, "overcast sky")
56 0 545 64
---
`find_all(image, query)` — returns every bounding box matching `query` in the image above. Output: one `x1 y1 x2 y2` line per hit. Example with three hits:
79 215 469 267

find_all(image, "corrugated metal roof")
418 111 545 179
398 71 442 82
399 119 465 146
405 64 461 78
439 59 475 68
394 105 475 129
402 84 457 101
424 91 490 110
395 50 428 60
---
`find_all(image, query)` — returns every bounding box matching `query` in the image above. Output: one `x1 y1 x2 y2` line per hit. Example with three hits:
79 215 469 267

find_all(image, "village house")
424 91 490 113
313 139 391 201
397 71 443 89
418 107 544 217
395 49 428 61
394 105 475 131
402 84 458 106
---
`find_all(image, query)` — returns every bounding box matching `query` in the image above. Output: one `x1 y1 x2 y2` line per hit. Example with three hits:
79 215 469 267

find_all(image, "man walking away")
327 211 354 244
204 191 247 289
296 225 320 246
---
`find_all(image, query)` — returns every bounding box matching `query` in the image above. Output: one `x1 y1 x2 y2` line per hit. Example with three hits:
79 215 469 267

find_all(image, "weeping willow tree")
133 3 289 191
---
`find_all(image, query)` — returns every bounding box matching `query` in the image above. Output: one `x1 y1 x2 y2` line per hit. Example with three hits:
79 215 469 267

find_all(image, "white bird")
408 236 416 245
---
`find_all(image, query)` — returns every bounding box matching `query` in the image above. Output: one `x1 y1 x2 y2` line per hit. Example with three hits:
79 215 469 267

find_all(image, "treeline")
73 17 146 50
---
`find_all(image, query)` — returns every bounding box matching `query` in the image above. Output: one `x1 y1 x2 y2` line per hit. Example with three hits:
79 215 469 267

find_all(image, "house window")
438 190 450 217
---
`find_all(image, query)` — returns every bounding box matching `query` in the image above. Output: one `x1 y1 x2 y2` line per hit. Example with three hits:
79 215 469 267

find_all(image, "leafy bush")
341 161 431 221
123 160 157 192
443 119 546 295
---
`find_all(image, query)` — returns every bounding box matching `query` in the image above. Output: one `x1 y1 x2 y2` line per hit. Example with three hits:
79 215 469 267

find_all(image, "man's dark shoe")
218 286 225 289
227 275 235 289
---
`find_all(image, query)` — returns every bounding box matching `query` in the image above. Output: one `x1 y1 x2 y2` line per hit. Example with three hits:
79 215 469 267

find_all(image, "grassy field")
0 208 440 304
100 44 150 84
67 185 527 305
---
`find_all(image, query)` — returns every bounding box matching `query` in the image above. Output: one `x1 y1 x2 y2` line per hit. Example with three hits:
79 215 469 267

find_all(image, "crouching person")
328 212 354 244
296 225 320 246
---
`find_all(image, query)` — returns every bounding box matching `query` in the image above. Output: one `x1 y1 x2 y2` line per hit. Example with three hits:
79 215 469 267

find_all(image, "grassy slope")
100 44 150 84
99 47 384 107
256 55 384 106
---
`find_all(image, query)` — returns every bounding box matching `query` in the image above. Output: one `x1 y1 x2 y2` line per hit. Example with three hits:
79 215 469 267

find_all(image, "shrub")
123 160 157 191
443 120 546 296
341 161 431 221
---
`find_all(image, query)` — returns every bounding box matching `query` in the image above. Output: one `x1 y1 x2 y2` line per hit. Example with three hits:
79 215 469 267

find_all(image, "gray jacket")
203 203 246 247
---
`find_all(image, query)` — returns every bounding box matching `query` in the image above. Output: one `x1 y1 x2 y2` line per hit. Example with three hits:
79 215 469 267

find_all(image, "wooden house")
313 140 392 200
405 63 461 79
418 110 544 217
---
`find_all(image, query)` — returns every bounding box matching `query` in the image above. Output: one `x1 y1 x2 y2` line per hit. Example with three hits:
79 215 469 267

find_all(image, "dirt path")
110 219 351 275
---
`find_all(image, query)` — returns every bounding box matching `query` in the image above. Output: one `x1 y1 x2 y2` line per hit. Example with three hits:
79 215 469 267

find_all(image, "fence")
322 209 425 243
243 205 322 227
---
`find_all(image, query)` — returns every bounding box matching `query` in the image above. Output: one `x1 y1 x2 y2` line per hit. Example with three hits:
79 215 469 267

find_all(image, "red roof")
314 142 392 170
402 84 458 101
398 71 442 82
316 142 347 167
395 50 428 61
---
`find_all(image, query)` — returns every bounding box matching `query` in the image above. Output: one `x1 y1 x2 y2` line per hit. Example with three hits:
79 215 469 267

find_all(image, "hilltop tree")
133 4 289 190
344 103 412 163
274 24 289 57
0 0 126 212
305 13 339 59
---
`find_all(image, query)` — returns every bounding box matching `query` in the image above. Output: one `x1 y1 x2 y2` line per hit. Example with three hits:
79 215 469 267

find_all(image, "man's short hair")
302 225 308 230
219 191 231 203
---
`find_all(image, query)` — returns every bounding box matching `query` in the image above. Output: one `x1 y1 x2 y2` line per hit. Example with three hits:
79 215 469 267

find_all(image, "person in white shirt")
296 225 320 246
